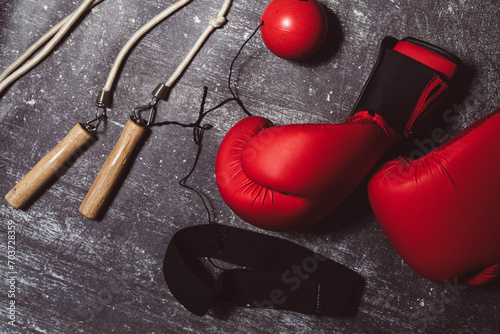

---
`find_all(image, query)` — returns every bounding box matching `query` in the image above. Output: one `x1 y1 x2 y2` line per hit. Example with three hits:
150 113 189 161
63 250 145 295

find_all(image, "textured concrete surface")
1 0 499 333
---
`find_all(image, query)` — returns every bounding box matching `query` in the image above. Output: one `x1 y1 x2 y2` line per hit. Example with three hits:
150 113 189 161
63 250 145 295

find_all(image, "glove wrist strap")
352 36 456 137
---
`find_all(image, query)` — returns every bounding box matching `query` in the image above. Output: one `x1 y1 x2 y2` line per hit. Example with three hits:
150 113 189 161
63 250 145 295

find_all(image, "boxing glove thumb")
368 108 500 285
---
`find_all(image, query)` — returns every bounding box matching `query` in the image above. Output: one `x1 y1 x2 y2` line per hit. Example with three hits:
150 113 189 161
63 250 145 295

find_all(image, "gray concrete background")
1 0 499 333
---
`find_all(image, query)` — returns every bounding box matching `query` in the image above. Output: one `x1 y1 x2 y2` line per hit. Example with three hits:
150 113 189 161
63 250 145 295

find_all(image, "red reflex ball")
260 0 328 60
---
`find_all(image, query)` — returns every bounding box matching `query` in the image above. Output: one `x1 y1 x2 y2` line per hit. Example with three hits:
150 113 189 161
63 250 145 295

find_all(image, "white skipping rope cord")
0 0 104 94
102 0 232 92
1 0 233 99
163 0 232 87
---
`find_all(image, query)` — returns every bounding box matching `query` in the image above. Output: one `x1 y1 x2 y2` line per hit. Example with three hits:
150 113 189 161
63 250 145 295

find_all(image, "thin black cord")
152 87 229 224
153 23 263 270
152 22 262 213
228 22 263 117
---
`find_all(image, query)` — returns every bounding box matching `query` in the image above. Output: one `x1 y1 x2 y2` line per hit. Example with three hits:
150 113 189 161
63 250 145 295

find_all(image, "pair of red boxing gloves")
215 36 500 286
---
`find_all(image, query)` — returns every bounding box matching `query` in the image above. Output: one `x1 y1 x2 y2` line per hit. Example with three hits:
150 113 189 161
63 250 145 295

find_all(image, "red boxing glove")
368 109 500 285
216 36 459 231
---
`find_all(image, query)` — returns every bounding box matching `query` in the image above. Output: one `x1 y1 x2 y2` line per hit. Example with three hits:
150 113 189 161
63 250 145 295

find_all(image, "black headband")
163 224 364 316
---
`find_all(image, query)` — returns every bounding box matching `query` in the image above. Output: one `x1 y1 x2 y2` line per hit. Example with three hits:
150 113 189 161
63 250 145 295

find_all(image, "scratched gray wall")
1 0 499 333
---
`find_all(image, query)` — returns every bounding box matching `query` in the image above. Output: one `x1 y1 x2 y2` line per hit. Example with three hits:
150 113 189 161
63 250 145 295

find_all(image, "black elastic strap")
163 224 364 316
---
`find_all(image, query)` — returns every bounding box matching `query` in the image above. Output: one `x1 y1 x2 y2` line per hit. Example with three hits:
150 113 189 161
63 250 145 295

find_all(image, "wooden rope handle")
5 123 94 209
79 119 149 220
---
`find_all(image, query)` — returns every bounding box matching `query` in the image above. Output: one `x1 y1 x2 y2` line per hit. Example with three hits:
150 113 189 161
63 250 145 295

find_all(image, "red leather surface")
216 113 396 231
368 109 500 285
260 0 328 60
